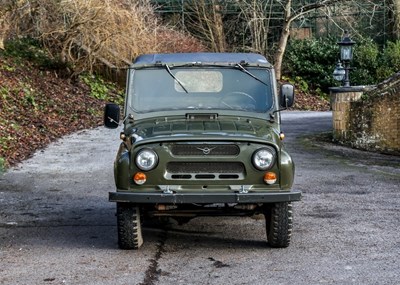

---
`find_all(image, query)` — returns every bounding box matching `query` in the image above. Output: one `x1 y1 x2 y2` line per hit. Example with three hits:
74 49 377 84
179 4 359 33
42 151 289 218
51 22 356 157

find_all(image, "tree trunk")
0 2 12 50
274 21 291 81
0 15 9 50
392 0 400 40
273 0 292 80
213 4 226 52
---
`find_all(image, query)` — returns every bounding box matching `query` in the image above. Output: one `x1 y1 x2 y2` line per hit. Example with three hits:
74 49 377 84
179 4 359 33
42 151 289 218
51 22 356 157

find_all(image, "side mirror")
104 103 120 129
280 83 295 108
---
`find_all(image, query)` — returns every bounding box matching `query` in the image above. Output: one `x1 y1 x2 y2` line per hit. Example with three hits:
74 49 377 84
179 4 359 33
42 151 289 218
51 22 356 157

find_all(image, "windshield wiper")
235 63 269 86
165 64 188 93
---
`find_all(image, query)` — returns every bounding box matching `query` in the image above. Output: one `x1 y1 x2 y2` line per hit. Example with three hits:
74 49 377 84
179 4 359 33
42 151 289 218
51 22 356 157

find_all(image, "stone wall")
330 74 400 155
331 89 364 140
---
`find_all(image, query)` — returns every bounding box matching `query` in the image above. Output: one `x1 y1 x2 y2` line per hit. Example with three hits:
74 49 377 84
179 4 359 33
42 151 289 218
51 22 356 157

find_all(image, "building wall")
331 78 400 155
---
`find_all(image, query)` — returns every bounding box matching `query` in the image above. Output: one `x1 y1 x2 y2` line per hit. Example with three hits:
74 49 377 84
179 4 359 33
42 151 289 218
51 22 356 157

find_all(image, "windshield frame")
125 64 278 120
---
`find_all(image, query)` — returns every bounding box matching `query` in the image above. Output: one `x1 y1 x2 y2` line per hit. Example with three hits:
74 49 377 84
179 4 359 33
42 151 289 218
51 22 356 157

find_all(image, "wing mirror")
104 103 120 129
280 83 295 108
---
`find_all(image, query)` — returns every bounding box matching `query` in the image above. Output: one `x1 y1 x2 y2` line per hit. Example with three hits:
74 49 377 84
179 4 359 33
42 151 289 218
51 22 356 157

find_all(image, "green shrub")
376 66 395 81
353 40 400 84
283 37 338 92
384 41 400 69
282 76 309 93
284 37 400 89
354 39 379 70
374 40 400 81
352 39 379 85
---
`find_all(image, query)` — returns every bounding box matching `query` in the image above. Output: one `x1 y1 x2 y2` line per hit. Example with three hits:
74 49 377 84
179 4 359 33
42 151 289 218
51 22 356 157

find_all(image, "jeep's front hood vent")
151 120 256 135
131 117 275 137
171 144 239 156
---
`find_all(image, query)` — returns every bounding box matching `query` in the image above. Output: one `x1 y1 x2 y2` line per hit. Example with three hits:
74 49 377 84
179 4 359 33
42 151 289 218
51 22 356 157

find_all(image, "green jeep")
104 53 300 249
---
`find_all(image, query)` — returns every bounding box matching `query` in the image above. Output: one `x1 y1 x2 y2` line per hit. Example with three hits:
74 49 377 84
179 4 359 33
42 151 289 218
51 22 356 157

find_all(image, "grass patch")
80 73 124 105
0 157 5 173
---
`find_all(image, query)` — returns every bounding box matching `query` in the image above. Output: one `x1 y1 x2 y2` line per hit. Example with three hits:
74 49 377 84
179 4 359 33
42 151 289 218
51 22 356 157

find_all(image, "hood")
127 116 280 144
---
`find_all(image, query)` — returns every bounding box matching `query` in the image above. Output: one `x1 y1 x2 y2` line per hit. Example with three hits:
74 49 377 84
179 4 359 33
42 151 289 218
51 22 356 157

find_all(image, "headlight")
135 149 158 171
252 147 275 170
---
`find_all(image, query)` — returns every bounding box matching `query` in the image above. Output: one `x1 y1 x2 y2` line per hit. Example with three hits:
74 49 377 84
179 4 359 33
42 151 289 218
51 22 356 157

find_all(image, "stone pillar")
329 86 370 142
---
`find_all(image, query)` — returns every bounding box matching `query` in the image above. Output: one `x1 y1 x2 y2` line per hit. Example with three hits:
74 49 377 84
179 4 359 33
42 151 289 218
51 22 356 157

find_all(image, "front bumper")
109 190 301 204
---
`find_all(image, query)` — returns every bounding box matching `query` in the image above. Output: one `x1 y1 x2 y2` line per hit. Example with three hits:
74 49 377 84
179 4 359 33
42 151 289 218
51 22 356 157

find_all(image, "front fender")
114 143 130 190
280 149 295 190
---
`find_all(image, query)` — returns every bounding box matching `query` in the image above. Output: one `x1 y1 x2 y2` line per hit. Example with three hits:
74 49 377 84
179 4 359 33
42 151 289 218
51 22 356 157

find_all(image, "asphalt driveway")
0 111 399 285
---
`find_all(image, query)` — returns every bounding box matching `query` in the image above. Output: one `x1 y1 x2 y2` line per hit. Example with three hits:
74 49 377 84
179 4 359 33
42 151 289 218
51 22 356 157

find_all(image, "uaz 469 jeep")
104 53 301 249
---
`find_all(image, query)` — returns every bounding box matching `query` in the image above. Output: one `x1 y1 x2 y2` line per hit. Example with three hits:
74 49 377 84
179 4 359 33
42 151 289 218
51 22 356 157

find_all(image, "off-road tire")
264 202 293 248
116 203 143 250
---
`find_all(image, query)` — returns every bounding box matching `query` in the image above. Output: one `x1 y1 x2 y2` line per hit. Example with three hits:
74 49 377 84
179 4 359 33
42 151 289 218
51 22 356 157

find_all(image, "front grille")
171 144 240 156
166 162 245 180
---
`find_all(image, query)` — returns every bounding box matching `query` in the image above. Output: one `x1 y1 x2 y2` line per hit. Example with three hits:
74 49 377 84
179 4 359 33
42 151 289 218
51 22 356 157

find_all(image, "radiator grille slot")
167 162 244 173
166 162 245 180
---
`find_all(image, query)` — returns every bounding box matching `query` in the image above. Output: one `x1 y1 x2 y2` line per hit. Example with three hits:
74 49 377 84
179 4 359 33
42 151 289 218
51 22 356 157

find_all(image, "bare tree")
235 0 274 55
272 0 356 80
184 0 227 52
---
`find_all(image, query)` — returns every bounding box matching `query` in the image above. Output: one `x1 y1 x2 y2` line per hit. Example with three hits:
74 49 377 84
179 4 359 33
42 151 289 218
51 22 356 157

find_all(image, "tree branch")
289 0 351 22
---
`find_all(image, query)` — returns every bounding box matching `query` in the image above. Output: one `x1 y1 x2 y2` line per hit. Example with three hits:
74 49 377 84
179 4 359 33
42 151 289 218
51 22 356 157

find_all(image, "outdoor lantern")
334 31 356 87
333 61 345 82
338 31 355 62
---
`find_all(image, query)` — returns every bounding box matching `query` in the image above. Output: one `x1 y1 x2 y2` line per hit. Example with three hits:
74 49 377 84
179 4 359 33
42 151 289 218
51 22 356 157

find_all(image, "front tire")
264 202 293 248
116 203 143 250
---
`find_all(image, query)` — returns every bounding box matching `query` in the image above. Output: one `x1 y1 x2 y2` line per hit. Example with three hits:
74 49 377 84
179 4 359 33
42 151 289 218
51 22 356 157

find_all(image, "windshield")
128 66 273 113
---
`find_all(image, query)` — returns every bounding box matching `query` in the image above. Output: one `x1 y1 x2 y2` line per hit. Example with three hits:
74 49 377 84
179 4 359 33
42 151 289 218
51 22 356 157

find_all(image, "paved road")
1 111 399 285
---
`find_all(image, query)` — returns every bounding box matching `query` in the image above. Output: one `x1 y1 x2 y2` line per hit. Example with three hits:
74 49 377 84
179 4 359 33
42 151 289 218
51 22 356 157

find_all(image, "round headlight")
252 148 275 170
135 149 158 171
